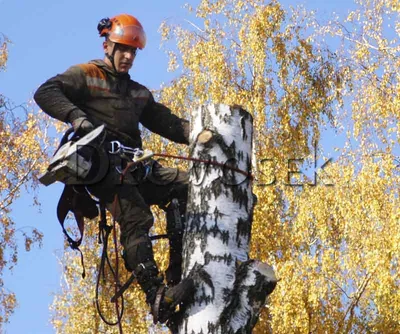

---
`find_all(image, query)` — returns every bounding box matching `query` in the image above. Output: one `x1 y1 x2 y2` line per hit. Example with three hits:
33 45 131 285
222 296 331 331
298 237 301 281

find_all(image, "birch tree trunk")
175 104 277 334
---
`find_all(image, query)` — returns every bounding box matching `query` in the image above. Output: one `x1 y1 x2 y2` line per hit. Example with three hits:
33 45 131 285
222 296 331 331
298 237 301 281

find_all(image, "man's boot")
124 229 193 323
150 276 195 324
135 261 195 324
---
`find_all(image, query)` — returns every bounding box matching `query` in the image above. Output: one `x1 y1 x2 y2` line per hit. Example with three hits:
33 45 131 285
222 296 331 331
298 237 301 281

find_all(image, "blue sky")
0 0 353 333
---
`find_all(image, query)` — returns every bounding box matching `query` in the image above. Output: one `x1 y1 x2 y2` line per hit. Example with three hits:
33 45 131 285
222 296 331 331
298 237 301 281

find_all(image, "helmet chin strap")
106 41 130 77
106 41 119 73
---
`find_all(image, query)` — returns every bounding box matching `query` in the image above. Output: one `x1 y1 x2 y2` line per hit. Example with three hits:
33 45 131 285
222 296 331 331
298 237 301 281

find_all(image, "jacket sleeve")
34 65 88 123
140 93 190 145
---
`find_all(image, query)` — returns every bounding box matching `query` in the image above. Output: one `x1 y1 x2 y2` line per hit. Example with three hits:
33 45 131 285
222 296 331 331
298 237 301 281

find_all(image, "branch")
336 21 399 58
323 273 352 300
182 19 210 43
220 260 277 333
344 272 372 333
339 267 376 333
0 157 38 212
55 251 71 291
184 19 206 33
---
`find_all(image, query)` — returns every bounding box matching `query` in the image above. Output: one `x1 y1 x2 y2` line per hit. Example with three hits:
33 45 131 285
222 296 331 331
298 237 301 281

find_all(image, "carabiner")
108 141 121 154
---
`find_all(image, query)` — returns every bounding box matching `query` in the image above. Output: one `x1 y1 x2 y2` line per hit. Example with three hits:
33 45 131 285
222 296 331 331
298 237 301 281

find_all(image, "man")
34 14 193 323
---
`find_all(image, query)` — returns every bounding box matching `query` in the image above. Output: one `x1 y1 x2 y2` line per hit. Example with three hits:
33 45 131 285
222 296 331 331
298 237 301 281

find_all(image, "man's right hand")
72 117 95 137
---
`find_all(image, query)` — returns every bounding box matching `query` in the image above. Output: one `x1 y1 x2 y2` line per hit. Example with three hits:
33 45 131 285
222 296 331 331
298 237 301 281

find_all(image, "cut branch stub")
178 104 277 334
196 129 214 144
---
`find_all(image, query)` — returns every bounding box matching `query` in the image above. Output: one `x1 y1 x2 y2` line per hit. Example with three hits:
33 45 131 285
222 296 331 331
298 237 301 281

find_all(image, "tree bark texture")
176 104 277 334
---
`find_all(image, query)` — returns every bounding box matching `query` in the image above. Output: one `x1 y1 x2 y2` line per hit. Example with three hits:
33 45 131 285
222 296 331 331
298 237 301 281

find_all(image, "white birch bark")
175 104 277 334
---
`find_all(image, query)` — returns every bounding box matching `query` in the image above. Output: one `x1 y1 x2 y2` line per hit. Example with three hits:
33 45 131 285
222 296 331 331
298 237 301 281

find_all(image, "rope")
103 165 136 333
153 153 253 180
111 195 124 334
95 202 124 331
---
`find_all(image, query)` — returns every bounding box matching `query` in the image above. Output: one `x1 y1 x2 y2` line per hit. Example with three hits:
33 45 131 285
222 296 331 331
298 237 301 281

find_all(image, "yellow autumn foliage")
0 34 55 330
50 0 399 333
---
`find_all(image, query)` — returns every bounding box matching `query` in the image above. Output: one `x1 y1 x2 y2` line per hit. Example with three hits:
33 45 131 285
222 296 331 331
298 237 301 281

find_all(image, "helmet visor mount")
107 25 146 49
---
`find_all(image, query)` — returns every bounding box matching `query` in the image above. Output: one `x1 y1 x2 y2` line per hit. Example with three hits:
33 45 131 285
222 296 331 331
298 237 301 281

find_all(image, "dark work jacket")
34 59 189 148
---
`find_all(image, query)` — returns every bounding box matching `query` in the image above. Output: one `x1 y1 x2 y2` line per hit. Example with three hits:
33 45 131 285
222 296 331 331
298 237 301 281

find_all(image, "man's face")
104 42 137 73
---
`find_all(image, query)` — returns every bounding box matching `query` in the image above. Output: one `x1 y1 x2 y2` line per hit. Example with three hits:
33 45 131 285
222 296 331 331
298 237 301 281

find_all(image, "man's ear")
102 41 108 54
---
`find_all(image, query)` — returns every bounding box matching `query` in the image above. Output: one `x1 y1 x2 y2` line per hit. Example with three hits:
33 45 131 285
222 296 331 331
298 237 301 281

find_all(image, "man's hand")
72 117 95 137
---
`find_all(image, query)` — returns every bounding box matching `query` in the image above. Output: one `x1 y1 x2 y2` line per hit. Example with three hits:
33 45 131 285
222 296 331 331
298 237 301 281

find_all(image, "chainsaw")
39 125 154 186
39 125 105 186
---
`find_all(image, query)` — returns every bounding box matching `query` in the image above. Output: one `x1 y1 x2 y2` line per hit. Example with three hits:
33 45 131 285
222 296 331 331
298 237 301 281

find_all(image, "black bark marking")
219 261 251 331
197 285 213 306
221 158 239 186
204 252 233 266
237 107 253 121
246 155 251 173
248 270 277 306
188 329 204 334
187 212 201 232
224 189 230 197
191 157 213 186
208 222 230 244
204 186 214 203
222 287 232 304
212 178 224 198
213 133 236 159
222 113 232 124
213 206 225 223
236 217 251 243
195 267 215 305
186 212 231 254
231 184 249 211
240 116 247 141
200 224 209 252
183 211 209 272
199 191 211 214
208 321 222 334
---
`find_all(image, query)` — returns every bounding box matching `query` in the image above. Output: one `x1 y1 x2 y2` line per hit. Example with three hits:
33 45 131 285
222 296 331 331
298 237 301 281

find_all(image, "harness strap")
152 286 166 324
57 185 86 278
110 260 154 302
56 185 99 279
130 235 150 247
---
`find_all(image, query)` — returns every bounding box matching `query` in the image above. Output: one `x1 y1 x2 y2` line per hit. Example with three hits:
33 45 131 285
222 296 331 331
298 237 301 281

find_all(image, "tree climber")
34 13 194 323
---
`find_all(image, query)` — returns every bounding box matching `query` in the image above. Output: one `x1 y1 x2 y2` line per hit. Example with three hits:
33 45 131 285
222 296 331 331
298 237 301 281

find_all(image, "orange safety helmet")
98 14 146 49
